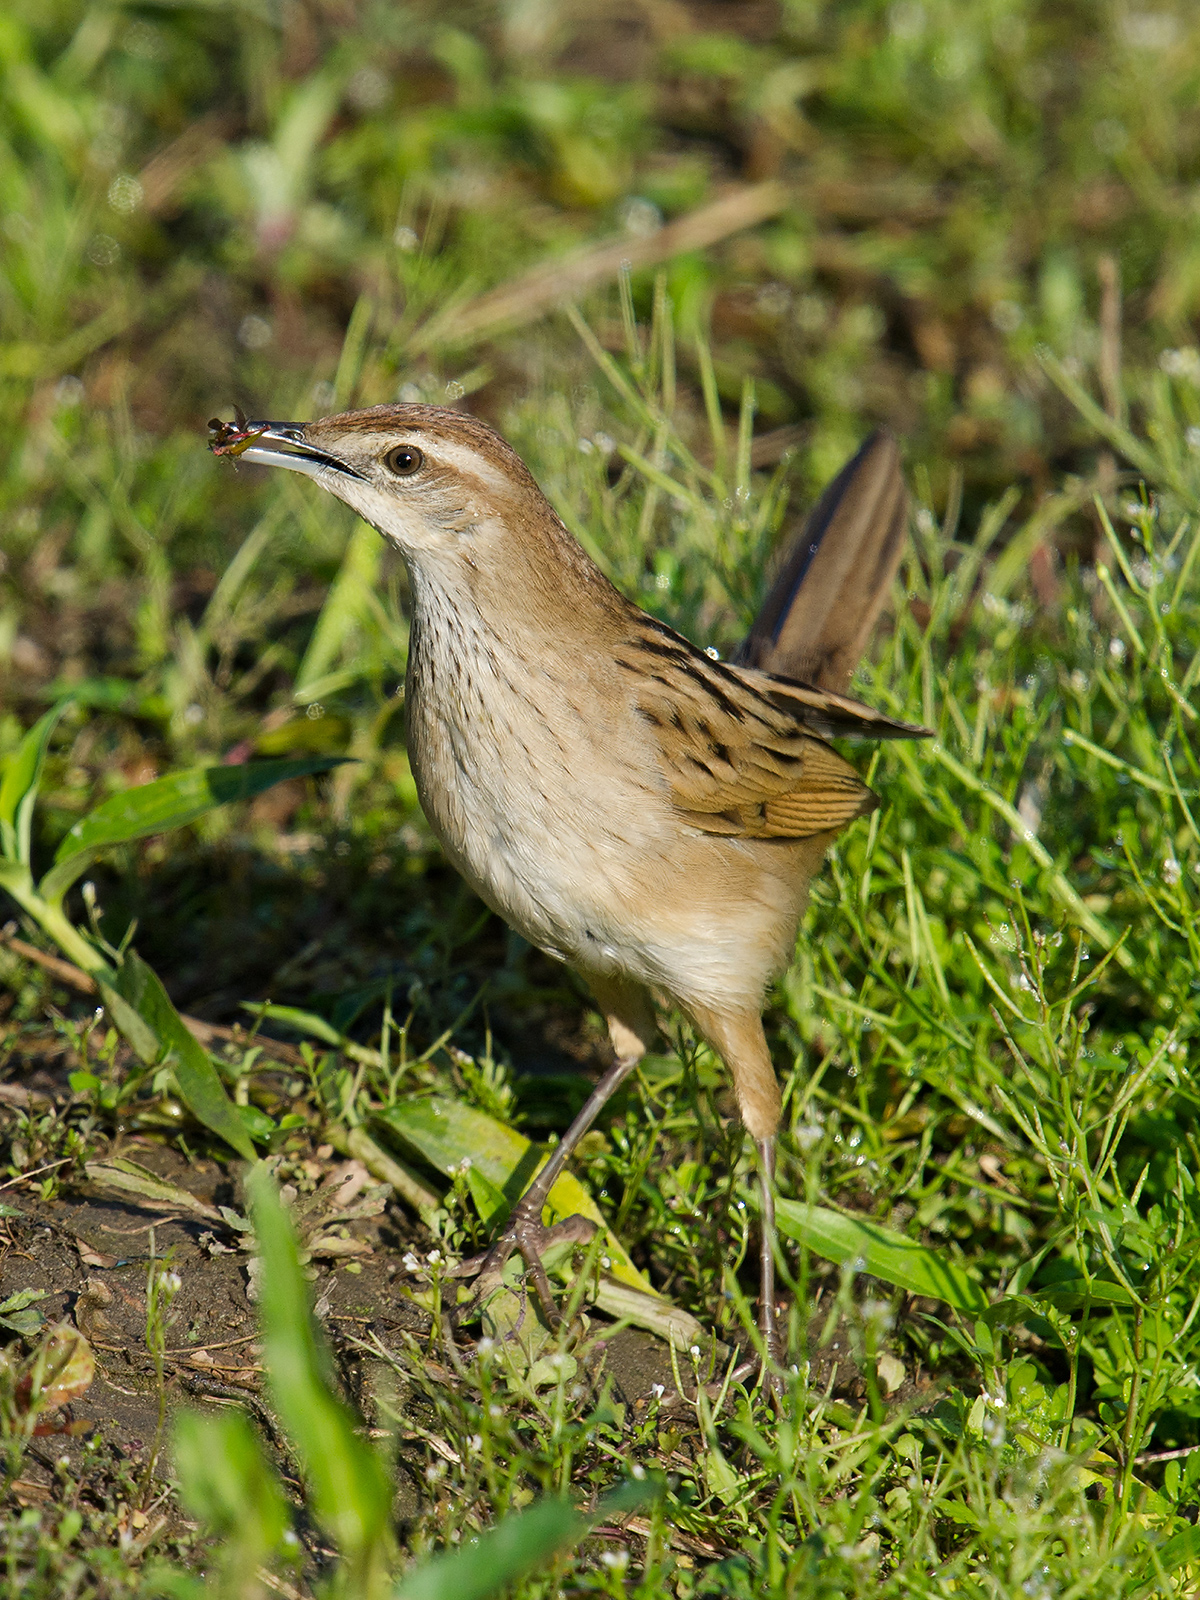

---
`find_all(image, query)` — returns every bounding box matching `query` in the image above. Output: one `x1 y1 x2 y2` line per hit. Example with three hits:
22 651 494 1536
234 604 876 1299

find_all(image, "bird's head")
210 403 584 585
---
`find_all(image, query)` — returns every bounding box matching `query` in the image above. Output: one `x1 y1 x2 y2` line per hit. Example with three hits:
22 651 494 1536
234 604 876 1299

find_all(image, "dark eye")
384 445 423 478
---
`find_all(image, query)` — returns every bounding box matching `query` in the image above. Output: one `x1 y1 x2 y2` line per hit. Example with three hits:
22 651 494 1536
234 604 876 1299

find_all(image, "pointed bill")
208 416 364 480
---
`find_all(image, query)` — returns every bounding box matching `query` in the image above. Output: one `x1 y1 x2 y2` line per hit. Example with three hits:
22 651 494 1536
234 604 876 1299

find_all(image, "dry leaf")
877 1353 906 1395
18 1324 95 1414
74 1235 118 1269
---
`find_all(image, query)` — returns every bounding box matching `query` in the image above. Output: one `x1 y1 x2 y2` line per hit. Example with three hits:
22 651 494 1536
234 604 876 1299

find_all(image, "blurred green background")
6 2 1200 1595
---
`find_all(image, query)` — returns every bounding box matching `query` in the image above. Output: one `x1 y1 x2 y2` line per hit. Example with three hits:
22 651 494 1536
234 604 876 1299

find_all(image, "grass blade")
393 1481 654 1600
247 1164 394 1595
172 1409 293 1577
294 520 383 696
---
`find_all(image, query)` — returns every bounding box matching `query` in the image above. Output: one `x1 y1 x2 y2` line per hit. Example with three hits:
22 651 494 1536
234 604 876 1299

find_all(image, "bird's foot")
760 1311 787 1400
730 1318 786 1398
453 1200 597 1331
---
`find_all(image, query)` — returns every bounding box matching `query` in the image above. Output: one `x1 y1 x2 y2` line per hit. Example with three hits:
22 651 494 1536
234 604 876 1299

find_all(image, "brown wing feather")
616 624 880 841
735 430 909 694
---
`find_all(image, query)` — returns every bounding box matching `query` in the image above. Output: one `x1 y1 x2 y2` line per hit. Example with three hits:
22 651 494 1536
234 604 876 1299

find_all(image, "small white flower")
1159 347 1200 381
476 1337 494 1355
161 1272 182 1294
402 1252 421 1273
107 174 143 214
54 376 84 408
630 1464 646 1479
238 314 273 350
347 66 388 110
426 1249 443 1266
468 1434 483 1452
650 1383 665 1398
489 1404 504 1418
1163 857 1182 885
689 1344 701 1358
619 196 662 238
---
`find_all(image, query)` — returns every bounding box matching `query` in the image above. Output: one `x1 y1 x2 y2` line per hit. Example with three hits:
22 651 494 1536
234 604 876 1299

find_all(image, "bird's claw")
454 1203 598 1330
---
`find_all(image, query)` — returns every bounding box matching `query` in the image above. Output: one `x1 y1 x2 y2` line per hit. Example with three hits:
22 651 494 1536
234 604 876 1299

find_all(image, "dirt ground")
0 1023 931 1586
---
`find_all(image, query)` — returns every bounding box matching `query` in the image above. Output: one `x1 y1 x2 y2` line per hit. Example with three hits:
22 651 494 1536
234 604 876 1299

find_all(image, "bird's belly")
410 720 648 965
409 707 813 1006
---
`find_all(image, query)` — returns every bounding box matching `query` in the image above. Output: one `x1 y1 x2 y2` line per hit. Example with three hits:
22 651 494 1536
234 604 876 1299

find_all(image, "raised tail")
734 431 908 696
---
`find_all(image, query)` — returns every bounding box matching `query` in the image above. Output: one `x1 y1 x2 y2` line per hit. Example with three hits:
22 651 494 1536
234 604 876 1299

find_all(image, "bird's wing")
615 621 899 840
735 430 909 694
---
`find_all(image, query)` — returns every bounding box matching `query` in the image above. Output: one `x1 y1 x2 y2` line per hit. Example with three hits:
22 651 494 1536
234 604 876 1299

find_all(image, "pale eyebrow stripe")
322 430 515 497
411 434 512 495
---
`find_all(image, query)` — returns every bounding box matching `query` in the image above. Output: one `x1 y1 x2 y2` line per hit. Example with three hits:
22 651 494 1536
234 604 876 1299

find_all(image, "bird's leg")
685 1002 786 1384
456 974 657 1331
457 1049 642 1327
756 1135 783 1368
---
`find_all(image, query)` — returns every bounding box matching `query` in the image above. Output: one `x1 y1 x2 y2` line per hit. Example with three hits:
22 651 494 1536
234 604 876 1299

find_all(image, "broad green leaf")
393 1481 653 1600
0 701 70 865
0 1288 49 1315
103 953 257 1162
703 1446 741 1504
40 756 348 903
96 979 160 1065
377 1098 652 1295
247 1165 394 1590
1028 1277 1138 1310
0 1287 49 1337
774 1198 988 1314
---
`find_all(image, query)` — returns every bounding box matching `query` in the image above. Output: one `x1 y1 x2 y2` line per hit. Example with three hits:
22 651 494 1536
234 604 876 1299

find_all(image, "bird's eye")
383 445 424 478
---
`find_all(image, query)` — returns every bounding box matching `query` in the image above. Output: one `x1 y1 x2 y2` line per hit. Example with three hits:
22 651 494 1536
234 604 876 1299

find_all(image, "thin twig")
163 1332 259 1355
1135 1442 1200 1466
0 1158 72 1192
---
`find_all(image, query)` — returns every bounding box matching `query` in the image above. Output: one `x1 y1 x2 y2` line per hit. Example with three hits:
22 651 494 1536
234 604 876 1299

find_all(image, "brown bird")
211 404 928 1364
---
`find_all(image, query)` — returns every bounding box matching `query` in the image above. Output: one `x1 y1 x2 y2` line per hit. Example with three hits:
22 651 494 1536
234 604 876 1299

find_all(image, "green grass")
4 0 1200 1594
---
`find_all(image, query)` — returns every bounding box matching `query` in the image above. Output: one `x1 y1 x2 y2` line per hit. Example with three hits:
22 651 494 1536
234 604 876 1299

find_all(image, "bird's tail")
734 432 908 696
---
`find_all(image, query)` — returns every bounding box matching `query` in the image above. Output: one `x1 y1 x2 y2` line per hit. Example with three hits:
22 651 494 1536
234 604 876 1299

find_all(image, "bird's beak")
208 414 364 480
